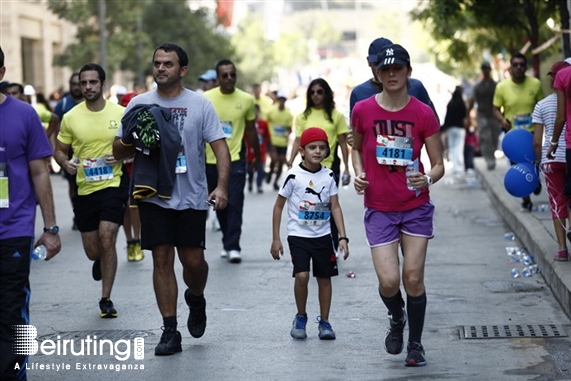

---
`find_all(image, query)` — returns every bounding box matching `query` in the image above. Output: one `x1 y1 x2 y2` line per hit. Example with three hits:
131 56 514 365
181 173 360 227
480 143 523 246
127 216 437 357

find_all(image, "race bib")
513 114 532 130
176 154 187 174
297 201 331 226
376 135 413 166
274 125 287 136
0 162 8 208
83 157 114 182
220 120 233 139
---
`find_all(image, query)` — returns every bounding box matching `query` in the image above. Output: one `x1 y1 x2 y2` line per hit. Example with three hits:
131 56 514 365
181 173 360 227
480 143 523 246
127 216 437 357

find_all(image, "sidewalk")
476 156 571 318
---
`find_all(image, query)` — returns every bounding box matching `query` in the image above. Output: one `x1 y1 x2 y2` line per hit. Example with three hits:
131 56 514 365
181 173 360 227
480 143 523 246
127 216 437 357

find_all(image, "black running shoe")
92 260 102 281
384 309 407 355
99 298 117 318
154 326 182 356
521 200 533 212
185 289 207 338
405 341 426 367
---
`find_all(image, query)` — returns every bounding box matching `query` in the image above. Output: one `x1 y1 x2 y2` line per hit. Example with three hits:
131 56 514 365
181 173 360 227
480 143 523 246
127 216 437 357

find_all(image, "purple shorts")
364 202 435 247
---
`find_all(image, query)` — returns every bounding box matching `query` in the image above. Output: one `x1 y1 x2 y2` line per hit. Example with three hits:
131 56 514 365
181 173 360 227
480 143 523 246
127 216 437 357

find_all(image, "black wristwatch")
43 225 59 235
339 237 349 243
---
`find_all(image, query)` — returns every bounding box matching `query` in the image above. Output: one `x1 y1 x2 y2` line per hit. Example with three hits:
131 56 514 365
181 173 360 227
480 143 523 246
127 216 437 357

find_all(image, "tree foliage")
47 0 233 87
410 0 561 76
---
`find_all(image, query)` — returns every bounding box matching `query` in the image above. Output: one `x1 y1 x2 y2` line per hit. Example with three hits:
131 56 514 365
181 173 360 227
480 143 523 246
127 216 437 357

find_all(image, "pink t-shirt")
554 66 571 146
351 95 439 212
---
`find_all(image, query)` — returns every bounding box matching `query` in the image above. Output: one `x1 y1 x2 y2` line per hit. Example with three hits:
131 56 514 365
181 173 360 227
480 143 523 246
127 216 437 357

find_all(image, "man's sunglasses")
221 72 236 79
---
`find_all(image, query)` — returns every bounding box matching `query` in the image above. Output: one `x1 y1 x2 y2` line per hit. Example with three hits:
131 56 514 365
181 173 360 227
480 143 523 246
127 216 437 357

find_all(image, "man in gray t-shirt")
113 42 231 356
467 61 500 170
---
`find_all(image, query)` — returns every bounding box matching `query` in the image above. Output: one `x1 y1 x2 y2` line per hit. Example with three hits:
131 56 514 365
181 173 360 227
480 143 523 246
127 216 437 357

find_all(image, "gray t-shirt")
117 89 225 210
472 78 497 117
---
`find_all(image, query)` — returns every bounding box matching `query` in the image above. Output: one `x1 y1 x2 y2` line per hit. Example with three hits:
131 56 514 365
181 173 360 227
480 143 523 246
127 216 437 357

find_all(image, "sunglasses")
221 72 236 79
310 89 324 95
512 62 526 68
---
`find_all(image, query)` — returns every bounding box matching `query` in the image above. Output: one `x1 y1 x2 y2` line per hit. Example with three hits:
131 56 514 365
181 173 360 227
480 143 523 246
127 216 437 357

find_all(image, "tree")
47 0 233 87
410 0 561 77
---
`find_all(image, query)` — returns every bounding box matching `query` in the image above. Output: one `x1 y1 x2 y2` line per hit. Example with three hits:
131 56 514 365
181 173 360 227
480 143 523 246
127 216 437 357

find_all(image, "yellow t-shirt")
255 95 274 119
295 108 349 169
493 76 544 131
33 103 52 130
266 105 293 147
58 101 125 195
204 88 255 163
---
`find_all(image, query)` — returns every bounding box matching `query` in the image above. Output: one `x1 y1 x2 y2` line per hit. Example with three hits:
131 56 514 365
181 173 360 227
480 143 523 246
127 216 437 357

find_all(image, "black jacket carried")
121 103 181 202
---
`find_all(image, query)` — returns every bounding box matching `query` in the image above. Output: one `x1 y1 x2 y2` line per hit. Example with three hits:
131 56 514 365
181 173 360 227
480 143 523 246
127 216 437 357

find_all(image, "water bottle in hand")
32 245 47 261
342 173 350 189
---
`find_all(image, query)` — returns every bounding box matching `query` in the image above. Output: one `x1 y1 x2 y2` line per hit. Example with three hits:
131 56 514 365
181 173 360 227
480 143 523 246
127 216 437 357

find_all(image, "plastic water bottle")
32 245 47 260
503 232 516 241
510 268 520 278
522 255 533 266
521 267 532 277
406 161 416 191
342 173 350 190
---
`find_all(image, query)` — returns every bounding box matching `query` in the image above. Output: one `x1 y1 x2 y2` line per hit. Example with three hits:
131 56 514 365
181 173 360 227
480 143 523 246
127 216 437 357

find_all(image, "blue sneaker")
317 316 336 340
290 314 307 340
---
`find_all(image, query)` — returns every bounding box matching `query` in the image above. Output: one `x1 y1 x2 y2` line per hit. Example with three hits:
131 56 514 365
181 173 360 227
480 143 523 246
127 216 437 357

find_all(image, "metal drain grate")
40 330 153 341
463 324 567 339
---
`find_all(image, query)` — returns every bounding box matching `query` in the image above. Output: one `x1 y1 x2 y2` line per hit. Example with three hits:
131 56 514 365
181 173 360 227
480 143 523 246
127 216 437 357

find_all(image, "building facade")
1 0 76 94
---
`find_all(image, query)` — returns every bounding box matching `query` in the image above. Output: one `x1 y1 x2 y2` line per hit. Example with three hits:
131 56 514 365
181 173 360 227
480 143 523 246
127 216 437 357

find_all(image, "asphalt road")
25 158 571 381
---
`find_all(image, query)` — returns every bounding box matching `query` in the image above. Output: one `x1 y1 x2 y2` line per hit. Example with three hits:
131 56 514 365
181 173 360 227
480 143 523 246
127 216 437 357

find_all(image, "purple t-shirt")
0 96 52 240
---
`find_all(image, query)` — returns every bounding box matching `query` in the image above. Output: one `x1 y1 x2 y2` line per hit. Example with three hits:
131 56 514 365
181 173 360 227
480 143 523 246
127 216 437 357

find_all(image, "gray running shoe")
385 309 407 354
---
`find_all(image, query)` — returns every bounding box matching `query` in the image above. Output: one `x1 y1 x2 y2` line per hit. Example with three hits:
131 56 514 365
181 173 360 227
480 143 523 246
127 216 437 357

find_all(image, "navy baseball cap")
376 44 410 69
367 37 393 63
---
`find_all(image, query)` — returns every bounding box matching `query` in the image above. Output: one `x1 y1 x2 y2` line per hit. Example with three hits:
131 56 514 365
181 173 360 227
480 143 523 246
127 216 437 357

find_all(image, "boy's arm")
271 195 287 260
330 195 349 260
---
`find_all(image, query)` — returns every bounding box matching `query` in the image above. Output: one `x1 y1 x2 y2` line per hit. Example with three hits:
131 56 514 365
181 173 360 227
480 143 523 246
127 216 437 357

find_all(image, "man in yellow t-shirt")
266 91 293 190
252 83 274 119
55 63 127 319
493 52 544 211
493 53 544 133
204 59 260 264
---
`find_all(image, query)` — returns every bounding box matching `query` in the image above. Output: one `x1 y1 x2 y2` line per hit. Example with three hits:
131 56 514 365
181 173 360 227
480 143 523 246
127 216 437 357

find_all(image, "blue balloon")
501 129 536 163
504 162 539 197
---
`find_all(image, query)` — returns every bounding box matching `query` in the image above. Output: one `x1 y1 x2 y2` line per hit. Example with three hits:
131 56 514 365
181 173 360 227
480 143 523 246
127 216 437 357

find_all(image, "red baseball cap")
547 61 570 76
300 127 329 158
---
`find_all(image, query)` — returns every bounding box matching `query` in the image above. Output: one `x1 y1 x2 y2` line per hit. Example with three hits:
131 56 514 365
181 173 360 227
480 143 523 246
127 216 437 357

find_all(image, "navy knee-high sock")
407 292 427 343
380 289 404 321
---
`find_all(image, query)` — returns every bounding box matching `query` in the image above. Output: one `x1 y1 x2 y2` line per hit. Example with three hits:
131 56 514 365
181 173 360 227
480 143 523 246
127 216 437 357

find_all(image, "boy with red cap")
270 127 349 341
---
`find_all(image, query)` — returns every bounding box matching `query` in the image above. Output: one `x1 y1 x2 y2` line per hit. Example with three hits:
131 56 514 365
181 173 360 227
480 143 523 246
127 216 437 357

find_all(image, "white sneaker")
220 250 228 258
228 250 242 264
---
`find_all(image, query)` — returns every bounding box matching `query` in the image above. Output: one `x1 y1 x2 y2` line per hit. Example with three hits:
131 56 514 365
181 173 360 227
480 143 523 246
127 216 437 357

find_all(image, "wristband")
550 141 559 146
339 237 349 243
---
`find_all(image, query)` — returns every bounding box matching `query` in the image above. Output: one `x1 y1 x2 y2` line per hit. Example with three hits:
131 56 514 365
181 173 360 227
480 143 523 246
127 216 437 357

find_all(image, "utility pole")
98 0 108 74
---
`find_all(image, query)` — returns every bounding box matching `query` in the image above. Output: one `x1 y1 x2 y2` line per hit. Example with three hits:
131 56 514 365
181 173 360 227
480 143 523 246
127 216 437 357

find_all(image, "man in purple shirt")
0 47 61 381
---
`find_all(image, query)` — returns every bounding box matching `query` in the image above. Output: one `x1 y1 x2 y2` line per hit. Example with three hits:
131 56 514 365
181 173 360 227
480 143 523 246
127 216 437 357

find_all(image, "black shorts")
287 235 338 278
275 146 288 156
73 184 128 232
138 202 207 250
